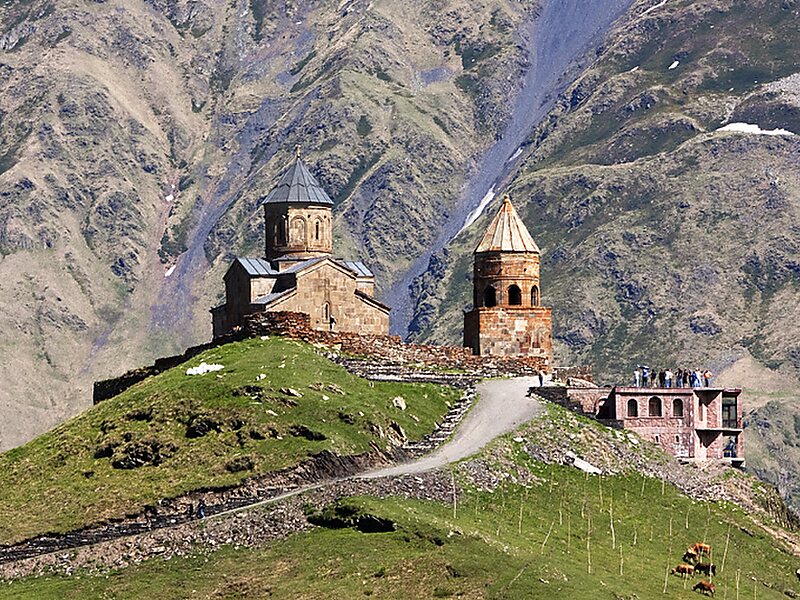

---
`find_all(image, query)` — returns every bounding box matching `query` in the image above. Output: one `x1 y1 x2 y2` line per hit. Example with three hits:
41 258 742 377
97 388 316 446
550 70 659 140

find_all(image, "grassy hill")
408 0 800 511
2 403 798 599
0 336 459 545
0 0 534 450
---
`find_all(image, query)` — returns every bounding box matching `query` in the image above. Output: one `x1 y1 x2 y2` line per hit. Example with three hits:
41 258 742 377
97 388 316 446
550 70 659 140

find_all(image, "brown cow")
693 580 716 596
671 563 695 578
690 542 713 556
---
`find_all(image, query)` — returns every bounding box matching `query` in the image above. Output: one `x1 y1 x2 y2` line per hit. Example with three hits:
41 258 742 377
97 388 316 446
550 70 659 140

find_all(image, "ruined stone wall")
94 311 549 404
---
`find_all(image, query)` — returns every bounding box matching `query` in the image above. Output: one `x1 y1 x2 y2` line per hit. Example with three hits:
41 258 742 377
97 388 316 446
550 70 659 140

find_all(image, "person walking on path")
197 499 206 519
538 370 545 387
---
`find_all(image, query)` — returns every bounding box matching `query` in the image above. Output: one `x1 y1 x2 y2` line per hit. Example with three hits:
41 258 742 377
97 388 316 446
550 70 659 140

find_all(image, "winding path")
363 377 544 478
0 377 544 568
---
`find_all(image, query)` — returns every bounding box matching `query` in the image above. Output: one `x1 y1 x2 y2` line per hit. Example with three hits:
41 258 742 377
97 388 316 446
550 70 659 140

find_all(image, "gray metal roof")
262 156 334 206
280 256 326 274
252 288 295 305
235 257 276 276
341 260 373 277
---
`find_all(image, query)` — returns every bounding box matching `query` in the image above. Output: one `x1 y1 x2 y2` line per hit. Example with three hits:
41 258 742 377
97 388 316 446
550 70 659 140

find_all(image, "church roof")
475 194 540 254
234 257 277 276
262 150 334 206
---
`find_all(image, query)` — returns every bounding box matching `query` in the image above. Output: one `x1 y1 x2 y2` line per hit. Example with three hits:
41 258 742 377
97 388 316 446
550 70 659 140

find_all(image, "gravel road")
362 376 544 478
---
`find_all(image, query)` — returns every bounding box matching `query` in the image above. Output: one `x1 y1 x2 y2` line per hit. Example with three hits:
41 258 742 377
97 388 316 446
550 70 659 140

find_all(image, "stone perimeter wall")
94 311 552 404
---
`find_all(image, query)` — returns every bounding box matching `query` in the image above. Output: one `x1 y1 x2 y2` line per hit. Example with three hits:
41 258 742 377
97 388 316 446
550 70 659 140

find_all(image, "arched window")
649 396 662 417
315 220 320 241
672 398 684 418
508 284 522 306
627 399 638 417
277 217 288 246
323 302 330 322
290 216 306 244
531 285 540 306
483 285 497 308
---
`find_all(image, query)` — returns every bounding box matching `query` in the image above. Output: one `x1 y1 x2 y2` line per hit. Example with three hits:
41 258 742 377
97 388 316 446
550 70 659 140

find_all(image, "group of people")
632 365 713 388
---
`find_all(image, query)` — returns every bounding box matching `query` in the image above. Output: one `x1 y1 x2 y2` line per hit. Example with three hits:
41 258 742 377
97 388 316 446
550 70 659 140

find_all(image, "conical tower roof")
475 194 540 253
262 147 333 206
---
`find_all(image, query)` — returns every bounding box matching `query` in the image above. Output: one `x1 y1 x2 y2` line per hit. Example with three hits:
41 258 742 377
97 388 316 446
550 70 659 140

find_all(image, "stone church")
463 194 553 364
211 151 390 338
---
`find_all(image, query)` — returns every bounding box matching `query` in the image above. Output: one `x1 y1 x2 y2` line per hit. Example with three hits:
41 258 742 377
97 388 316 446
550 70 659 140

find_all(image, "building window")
675 435 680 444
531 285 540 306
508 284 522 306
654 434 660 444
673 398 684 418
722 396 738 429
483 285 497 308
315 220 320 241
648 396 662 417
278 218 287 245
323 303 330 322
627 399 638 417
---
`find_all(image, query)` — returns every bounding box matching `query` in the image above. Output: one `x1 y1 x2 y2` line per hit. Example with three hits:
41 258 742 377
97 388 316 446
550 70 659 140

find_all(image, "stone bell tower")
463 194 552 363
263 146 333 267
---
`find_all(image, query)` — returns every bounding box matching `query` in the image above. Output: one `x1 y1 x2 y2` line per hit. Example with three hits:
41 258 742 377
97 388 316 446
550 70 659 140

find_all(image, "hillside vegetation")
3 403 798 599
0 0 534 449
0 337 458 544
408 0 800 509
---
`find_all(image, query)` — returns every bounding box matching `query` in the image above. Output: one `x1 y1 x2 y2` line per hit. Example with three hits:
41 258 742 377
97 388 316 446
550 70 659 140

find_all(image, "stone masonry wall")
269 262 388 334
94 311 549 404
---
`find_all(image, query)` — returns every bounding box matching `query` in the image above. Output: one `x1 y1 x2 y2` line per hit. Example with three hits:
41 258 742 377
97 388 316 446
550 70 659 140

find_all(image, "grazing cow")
693 580 716 596
690 542 713 556
671 563 695 578
695 563 717 577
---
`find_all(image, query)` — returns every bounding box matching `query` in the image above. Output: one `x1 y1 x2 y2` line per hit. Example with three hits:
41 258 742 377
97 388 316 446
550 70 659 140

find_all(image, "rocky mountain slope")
3 0 800 515
404 0 800 507
0 0 549 448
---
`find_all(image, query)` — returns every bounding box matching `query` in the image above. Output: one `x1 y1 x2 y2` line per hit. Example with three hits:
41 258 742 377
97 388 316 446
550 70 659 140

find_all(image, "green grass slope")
3 404 798 599
0 337 459 545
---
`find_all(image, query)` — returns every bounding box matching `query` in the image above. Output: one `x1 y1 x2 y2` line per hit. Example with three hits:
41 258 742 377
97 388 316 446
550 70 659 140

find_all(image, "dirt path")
0 377 544 570
362 377 544 478
208 377 543 520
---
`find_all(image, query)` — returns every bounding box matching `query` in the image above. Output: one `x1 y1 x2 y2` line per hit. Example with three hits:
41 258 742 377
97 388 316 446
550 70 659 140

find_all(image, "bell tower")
464 194 552 363
263 146 333 265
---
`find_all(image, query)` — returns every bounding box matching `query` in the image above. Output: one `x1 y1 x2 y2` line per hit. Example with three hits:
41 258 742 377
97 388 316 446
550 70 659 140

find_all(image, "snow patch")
459 186 496 234
716 122 796 137
164 265 176 278
507 147 523 162
186 362 224 375
668 60 679 70
628 66 640 73
640 0 668 17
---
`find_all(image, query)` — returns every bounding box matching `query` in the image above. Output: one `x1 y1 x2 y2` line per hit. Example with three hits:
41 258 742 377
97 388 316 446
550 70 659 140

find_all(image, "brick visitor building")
463 195 553 364
211 150 389 338
602 386 744 465
541 384 745 465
